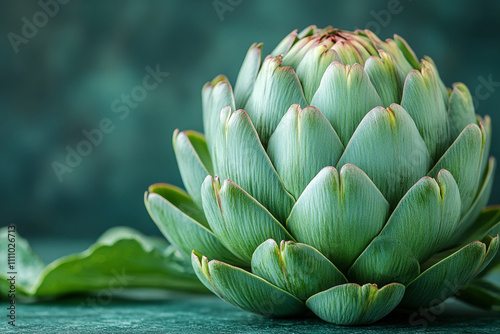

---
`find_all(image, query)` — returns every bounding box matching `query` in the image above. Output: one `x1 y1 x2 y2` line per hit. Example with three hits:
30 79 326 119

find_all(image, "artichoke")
145 26 499 325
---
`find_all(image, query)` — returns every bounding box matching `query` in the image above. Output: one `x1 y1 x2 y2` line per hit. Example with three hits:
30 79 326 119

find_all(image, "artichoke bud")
146 26 498 326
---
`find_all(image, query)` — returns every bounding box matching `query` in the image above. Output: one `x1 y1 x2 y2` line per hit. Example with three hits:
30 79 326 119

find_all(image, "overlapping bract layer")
145 26 498 325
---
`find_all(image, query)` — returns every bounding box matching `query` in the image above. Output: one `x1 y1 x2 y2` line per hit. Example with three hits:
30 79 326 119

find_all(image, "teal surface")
1 294 499 333
2 240 500 333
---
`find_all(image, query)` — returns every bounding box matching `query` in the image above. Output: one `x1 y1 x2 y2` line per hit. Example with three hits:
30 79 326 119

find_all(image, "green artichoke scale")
145 25 499 325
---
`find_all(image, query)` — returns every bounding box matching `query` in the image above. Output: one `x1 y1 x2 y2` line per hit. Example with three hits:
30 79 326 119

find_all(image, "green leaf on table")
0 226 44 296
0 226 207 298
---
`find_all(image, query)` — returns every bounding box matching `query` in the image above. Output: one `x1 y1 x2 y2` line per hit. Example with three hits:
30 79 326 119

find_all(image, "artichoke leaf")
393 34 421 70
428 123 485 215
267 104 344 199
202 75 235 160
421 207 500 274
244 55 308 146
479 115 492 178
461 206 500 245
201 176 295 265
271 29 298 57
364 50 402 107
146 184 242 265
348 31 379 55
234 43 262 109
400 60 449 161
448 83 477 143
295 43 341 103
332 39 366 66
475 235 500 276
215 108 296 224
287 165 390 272
173 130 213 208
310 61 383 146
337 104 431 207
349 170 461 284
251 239 347 301
348 236 420 286
297 25 318 38
306 283 405 325
281 35 319 69
454 160 497 246
364 30 414 81
400 237 498 309
191 252 306 317
424 56 451 108
344 38 373 63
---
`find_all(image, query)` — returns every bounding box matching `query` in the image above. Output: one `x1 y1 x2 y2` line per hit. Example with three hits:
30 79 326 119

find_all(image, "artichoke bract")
145 26 499 325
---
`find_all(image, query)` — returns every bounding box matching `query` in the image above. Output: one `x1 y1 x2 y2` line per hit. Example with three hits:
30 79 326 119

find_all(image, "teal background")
1 0 499 238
